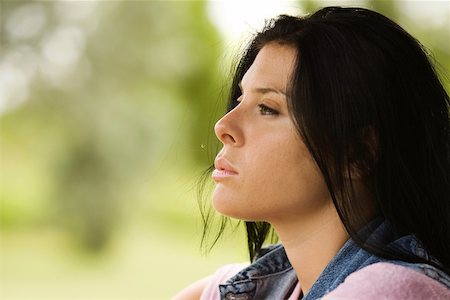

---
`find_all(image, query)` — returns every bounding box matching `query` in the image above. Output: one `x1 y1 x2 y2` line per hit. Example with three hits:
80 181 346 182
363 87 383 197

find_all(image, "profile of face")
212 43 331 224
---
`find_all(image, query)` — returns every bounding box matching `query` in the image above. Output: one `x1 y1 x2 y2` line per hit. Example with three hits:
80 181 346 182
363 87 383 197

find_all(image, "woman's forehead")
240 43 296 94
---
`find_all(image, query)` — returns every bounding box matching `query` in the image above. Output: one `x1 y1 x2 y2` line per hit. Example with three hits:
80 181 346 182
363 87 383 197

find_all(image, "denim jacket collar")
219 244 296 299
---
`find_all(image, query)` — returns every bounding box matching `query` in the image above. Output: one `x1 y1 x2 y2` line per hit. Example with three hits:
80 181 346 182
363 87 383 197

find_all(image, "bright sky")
207 0 302 46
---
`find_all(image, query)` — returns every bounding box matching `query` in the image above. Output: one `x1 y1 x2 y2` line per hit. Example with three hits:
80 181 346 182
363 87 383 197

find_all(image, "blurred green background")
0 1 448 299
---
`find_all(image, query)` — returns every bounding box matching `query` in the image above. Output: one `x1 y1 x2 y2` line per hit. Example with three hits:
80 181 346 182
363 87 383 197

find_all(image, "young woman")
174 6 450 299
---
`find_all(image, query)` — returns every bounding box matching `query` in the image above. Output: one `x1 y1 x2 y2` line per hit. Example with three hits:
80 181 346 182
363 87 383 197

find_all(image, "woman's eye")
258 104 279 115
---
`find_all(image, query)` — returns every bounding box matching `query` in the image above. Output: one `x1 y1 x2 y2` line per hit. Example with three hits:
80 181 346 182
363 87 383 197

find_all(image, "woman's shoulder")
322 262 450 299
172 263 248 300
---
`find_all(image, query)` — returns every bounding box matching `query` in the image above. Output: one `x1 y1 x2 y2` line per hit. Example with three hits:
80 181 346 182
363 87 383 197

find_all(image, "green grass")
0 222 247 300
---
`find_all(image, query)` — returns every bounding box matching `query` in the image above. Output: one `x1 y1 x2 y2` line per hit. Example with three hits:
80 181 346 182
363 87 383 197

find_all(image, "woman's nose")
214 109 244 147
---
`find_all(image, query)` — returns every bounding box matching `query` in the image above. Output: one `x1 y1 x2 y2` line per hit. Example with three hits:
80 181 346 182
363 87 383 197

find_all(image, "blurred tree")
0 1 223 252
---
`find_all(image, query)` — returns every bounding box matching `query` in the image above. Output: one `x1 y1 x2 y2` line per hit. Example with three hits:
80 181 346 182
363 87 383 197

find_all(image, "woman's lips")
212 157 238 181
212 169 238 181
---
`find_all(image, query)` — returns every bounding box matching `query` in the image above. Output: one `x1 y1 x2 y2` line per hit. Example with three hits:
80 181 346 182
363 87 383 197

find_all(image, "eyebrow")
238 82 286 96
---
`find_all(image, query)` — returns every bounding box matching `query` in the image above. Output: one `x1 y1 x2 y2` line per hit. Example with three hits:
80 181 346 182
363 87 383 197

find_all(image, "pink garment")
322 262 450 300
200 262 449 299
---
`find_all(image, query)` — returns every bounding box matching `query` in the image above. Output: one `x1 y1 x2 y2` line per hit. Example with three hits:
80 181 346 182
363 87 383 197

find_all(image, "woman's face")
212 43 331 224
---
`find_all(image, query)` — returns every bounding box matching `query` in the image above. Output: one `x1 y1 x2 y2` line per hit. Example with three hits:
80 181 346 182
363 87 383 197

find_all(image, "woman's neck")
271 202 349 295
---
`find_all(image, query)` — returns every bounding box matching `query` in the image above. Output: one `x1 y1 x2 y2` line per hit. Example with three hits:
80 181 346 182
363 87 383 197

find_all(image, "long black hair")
201 7 450 274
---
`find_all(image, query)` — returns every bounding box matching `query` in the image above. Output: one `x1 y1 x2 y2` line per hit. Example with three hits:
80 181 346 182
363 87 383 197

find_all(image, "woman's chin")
212 190 260 221
212 189 233 215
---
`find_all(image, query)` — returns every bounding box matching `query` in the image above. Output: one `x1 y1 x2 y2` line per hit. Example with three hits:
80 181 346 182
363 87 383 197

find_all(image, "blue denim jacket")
219 221 450 299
